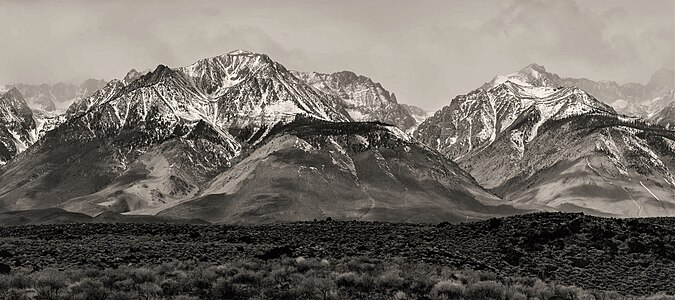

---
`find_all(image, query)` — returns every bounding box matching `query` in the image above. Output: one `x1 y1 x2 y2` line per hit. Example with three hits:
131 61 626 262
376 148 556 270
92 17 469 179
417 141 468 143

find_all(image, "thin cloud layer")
0 0 672 110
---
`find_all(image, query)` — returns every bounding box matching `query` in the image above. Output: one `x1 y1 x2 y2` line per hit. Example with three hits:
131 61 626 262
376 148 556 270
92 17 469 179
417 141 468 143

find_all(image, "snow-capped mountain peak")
0 85 11 94
65 50 353 144
416 67 614 160
482 63 564 90
292 70 418 131
0 88 37 165
123 68 150 85
226 49 260 56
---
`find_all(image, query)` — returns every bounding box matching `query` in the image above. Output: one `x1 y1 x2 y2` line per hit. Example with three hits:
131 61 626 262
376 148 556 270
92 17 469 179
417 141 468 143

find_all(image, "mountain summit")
481 63 564 89
0 50 521 223
562 68 675 124
415 65 675 217
0 88 36 165
293 70 418 131
0 87 37 166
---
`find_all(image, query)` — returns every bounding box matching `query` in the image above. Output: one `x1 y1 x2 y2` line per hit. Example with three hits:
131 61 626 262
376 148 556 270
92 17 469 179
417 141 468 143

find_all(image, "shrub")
0 256 667 300
66 278 109 300
267 265 295 287
465 280 506 300
646 293 675 300
550 284 588 300
430 280 465 300
171 296 200 300
504 286 528 300
355 273 376 292
111 278 135 291
33 269 67 300
393 291 409 300
128 267 157 284
375 270 406 290
231 268 262 285
2 288 33 300
345 257 378 273
107 290 140 300
136 282 162 298
299 275 337 300
212 278 251 299
7 274 33 289
335 272 359 288
159 278 181 296
296 257 327 272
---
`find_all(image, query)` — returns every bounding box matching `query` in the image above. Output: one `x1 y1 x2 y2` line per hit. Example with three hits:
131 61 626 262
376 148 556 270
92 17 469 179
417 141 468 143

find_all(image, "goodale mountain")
292 70 418 131
0 50 523 223
414 64 675 217
158 117 522 224
0 87 37 166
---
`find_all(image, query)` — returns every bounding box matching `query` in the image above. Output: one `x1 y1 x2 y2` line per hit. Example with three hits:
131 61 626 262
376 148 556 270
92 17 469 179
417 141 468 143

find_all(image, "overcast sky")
0 0 673 110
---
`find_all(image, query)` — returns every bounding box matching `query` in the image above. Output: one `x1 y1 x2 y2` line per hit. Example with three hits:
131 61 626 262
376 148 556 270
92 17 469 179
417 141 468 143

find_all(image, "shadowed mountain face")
293 70 418 131
400 104 430 128
0 208 208 226
0 51 523 223
0 88 36 165
649 89 675 128
415 66 615 160
159 118 524 224
414 64 675 217
4 52 671 222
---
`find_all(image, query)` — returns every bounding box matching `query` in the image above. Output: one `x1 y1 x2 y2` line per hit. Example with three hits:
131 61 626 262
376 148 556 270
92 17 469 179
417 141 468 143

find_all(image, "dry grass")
0 256 670 300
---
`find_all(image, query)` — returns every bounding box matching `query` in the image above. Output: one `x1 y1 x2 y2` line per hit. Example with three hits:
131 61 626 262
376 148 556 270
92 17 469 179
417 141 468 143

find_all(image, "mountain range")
562 68 675 126
292 70 419 131
0 50 494 223
5 79 108 112
415 64 675 217
0 50 673 223
0 87 37 166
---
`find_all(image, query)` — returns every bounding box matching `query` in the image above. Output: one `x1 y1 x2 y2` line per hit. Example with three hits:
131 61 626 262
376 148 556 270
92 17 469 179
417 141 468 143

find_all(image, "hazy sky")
0 0 673 110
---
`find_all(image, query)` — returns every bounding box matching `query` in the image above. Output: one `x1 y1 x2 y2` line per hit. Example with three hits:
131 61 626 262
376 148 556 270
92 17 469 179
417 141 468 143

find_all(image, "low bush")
0 256 669 300
430 280 465 299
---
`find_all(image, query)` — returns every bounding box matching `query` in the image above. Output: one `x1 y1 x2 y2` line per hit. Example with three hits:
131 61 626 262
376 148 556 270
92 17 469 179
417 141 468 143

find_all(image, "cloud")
0 0 671 111
420 0 672 88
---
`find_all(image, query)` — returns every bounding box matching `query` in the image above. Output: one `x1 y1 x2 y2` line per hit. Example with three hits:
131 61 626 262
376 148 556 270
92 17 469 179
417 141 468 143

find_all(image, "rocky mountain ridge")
293 70 418 131
0 88 37 166
0 51 520 223
414 64 675 217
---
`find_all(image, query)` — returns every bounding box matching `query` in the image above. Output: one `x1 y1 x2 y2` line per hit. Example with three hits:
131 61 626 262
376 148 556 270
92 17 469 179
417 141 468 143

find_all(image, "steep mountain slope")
562 68 674 119
0 87 37 165
178 50 351 131
480 64 564 89
650 97 675 128
0 50 356 217
415 78 614 159
159 118 526 224
0 65 242 214
66 51 351 132
463 114 675 217
293 70 417 131
7 79 108 112
0 50 527 223
414 64 675 217
400 104 430 127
